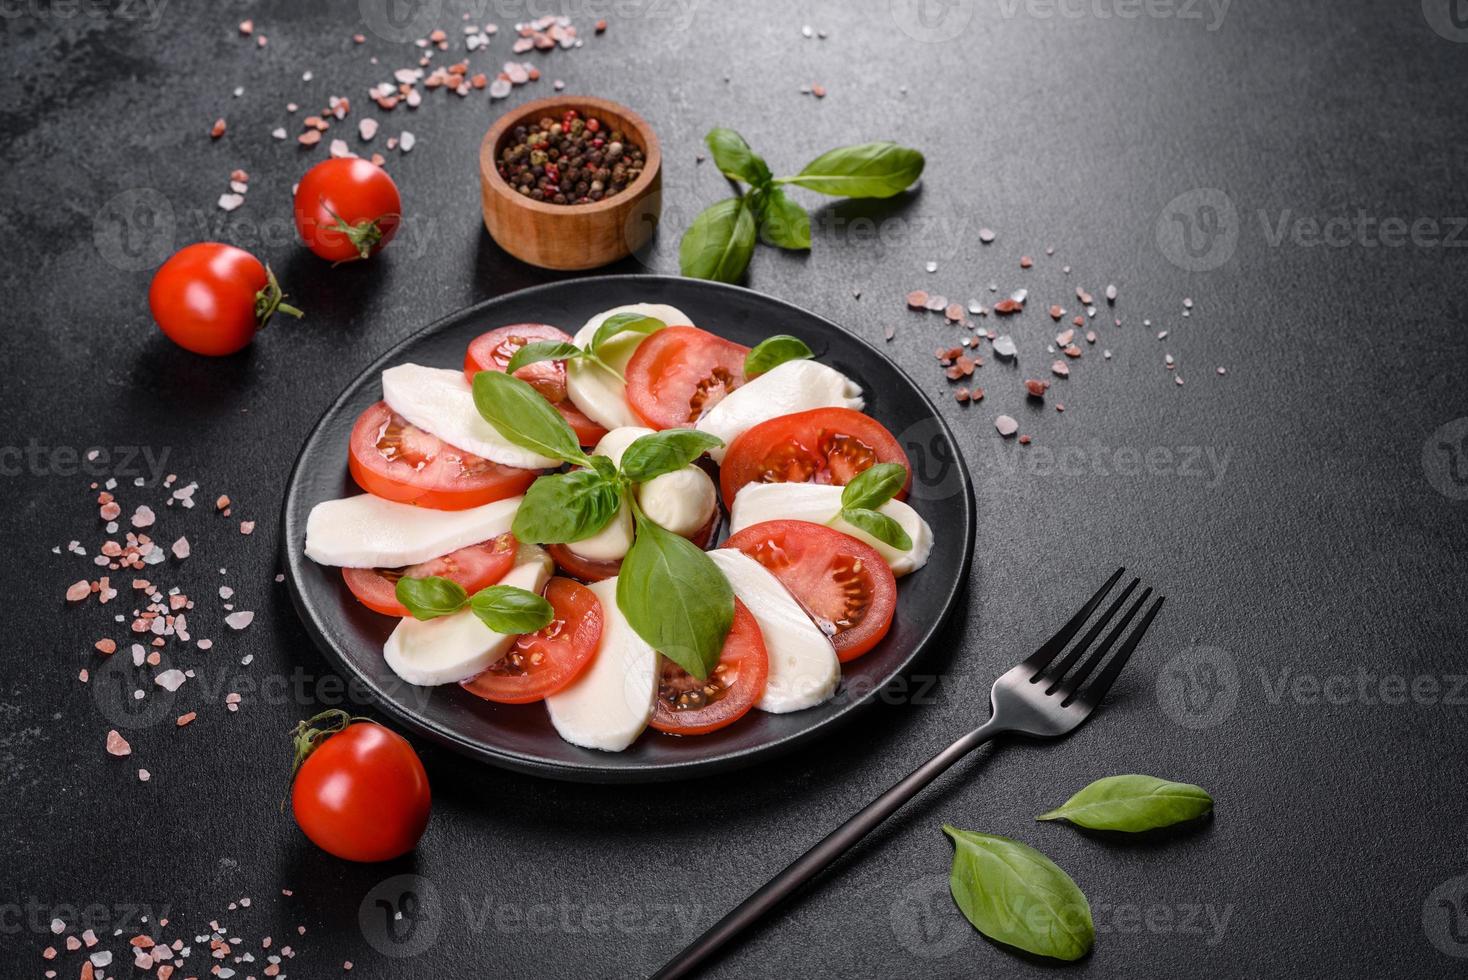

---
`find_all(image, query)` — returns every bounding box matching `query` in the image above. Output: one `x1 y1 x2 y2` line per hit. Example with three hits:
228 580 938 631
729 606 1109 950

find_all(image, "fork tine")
1065 593 1165 707
1019 567 1125 678
1053 586 1151 701
1040 577 1140 693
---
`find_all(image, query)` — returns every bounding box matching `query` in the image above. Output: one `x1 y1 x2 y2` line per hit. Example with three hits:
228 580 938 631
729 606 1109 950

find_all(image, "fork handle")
649 718 1005 980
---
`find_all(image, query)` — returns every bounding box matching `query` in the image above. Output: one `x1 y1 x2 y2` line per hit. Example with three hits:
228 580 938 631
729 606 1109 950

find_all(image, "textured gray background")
3 0 1467 976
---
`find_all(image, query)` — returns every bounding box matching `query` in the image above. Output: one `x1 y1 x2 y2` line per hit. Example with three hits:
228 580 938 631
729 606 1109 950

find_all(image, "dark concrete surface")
2 0 1467 976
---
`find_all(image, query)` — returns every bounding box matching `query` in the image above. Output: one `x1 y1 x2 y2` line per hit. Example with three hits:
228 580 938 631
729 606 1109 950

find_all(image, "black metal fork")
651 568 1164 979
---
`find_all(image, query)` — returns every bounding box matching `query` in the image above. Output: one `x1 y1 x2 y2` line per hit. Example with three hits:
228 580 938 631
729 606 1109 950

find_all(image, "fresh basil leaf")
705 128 772 187
841 462 909 511
1037 775 1213 832
743 334 814 379
753 186 811 250
943 826 1094 962
617 513 733 681
588 312 666 358
395 575 469 621
505 340 583 376
619 429 724 483
511 470 622 544
779 142 925 198
680 197 757 283
589 454 619 482
468 584 555 635
841 507 913 551
471 369 589 467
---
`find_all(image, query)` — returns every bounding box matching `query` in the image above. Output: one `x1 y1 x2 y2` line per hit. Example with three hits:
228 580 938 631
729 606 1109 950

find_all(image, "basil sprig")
681 129 924 283
503 313 667 381
472 370 590 467
743 334 814 379
943 827 1095 961
835 462 912 550
1038 775 1214 832
617 498 733 681
395 576 554 635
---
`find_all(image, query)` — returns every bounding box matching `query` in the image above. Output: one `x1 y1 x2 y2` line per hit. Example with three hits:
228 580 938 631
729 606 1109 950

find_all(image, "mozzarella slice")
697 360 864 463
567 426 716 560
305 494 522 568
639 467 716 538
728 483 933 576
707 550 839 713
565 303 691 430
544 577 658 751
382 363 558 471
382 545 554 686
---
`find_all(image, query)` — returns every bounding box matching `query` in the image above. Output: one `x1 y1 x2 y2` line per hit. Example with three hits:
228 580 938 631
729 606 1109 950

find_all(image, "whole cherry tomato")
147 242 302 356
289 712 430 862
293 158 402 262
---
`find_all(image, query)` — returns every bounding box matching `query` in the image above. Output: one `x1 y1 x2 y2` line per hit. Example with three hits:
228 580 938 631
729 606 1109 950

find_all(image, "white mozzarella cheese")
382 546 554 687
304 494 522 568
638 467 716 538
568 425 716 560
544 577 659 751
728 483 933 576
707 549 839 713
565 303 691 430
697 360 864 463
381 363 559 471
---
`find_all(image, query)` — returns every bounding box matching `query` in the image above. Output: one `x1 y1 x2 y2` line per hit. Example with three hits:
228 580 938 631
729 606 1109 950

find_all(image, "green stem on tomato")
255 266 304 328
288 708 371 780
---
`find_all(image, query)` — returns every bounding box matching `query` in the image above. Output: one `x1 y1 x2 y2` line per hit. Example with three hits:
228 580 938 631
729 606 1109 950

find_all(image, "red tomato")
348 401 538 510
460 577 602 704
545 506 720 582
624 326 750 429
291 716 430 862
147 242 302 356
464 324 607 446
342 533 518 617
293 158 402 262
723 520 896 662
720 408 912 509
650 599 768 735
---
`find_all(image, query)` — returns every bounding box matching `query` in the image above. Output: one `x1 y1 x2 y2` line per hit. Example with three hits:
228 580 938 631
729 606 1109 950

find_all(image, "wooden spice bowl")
479 95 662 271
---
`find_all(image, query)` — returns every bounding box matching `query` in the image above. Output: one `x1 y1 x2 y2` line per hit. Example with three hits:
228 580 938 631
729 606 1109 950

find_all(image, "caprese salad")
303 303 934 752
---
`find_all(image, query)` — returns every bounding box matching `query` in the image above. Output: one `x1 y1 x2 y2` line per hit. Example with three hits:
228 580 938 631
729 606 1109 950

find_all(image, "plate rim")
280 274 975 783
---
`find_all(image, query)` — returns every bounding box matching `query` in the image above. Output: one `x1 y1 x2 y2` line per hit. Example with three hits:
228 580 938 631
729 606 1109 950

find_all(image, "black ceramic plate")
281 275 974 782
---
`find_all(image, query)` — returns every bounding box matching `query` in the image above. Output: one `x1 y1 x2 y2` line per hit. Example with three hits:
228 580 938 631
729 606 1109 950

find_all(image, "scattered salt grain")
171 537 190 559
131 506 155 528
225 611 255 630
155 669 187 692
138 769 150 782
106 730 131 757
995 415 1019 438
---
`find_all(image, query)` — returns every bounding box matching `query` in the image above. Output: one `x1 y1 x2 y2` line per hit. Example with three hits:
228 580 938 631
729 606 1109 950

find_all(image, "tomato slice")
348 401 538 510
719 407 913 510
650 599 768 735
545 506 721 583
460 577 603 704
464 323 608 446
722 520 896 662
624 326 750 429
342 533 518 617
